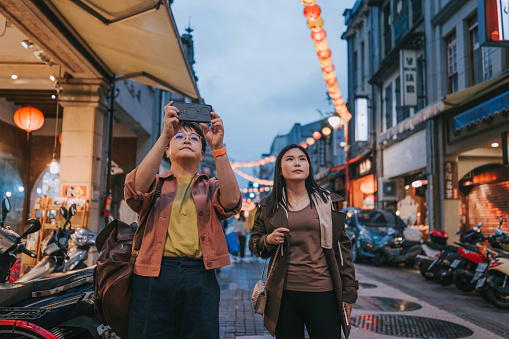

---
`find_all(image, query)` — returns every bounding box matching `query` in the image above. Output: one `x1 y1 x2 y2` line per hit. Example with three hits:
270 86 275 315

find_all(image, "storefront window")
0 154 25 233
397 181 428 236
35 171 60 198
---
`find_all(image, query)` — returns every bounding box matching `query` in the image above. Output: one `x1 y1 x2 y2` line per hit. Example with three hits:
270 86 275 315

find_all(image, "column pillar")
58 78 110 234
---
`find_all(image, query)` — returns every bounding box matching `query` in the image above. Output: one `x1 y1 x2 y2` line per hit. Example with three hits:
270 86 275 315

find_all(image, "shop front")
350 156 376 209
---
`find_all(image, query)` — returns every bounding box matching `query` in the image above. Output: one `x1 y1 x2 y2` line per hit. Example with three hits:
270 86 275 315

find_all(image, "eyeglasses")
174 132 202 143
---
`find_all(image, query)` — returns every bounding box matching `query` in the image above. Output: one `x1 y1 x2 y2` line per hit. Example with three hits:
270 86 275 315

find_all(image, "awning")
454 90 509 131
49 0 200 100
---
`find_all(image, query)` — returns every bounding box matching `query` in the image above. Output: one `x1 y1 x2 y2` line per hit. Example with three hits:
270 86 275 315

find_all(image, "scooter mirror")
20 219 41 238
60 206 68 220
500 217 504 226
477 221 483 227
1 197 11 214
69 204 77 217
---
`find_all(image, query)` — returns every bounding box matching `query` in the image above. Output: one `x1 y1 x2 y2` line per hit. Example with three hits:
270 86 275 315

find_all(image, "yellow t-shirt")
163 176 203 258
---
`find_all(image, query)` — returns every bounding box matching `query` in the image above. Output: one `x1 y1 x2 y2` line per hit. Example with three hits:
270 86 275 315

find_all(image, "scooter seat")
0 266 94 307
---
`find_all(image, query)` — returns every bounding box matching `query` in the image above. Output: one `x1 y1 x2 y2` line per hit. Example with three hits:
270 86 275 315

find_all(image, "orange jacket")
125 167 242 277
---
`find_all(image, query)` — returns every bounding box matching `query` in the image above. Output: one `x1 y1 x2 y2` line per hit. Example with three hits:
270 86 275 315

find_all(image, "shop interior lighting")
18 186 24 193
51 95 56 99
11 74 17 79
405 185 410 190
5 192 11 197
412 180 423 188
492 142 499 147
21 39 34 49
49 75 55 81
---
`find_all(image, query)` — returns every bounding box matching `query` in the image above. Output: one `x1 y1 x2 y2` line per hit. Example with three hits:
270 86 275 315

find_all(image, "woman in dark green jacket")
249 144 358 339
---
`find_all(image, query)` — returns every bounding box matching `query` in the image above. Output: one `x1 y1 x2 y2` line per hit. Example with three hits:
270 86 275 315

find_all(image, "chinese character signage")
444 162 458 200
400 49 418 107
478 0 509 47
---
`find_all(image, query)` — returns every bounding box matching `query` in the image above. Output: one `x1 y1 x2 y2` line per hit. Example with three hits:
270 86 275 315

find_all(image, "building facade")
343 0 509 240
0 0 200 247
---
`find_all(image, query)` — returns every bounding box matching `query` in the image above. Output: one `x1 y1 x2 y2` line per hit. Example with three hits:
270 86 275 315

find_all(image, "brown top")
284 204 333 292
125 167 242 277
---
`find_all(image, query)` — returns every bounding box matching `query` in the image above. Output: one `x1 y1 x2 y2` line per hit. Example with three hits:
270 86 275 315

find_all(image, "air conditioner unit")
378 178 404 201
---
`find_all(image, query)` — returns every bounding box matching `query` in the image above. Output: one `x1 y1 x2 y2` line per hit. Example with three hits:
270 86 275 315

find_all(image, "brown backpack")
93 178 164 338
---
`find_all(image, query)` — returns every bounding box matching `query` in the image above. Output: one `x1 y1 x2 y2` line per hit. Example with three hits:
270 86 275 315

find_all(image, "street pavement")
217 255 509 339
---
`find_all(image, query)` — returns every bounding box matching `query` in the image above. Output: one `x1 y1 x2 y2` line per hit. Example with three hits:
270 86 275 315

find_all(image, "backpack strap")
133 177 165 252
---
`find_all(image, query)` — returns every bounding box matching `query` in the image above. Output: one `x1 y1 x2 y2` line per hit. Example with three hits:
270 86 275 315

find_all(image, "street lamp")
328 114 341 129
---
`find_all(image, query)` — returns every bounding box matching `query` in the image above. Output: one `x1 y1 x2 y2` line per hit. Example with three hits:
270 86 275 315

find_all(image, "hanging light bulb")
50 156 60 174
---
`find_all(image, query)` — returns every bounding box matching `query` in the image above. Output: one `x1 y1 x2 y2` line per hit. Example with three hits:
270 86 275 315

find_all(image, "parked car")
342 207 406 263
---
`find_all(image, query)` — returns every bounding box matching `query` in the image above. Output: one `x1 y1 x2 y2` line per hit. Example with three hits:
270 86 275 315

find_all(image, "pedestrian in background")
249 144 358 339
124 101 241 338
233 211 247 259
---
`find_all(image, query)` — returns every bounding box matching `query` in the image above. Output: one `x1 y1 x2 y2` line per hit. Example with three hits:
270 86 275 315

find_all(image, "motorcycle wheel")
486 274 509 309
352 244 361 263
373 252 386 267
453 269 476 292
0 326 53 339
419 262 435 280
434 268 453 286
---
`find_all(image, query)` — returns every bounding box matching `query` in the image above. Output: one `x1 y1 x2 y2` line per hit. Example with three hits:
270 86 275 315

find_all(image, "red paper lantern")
311 29 326 42
307 17 323 32
299 141 308 149
13 106 44 133
322 64 334 73
303 5 321 20
317 49 331 59
325 77 337 86
313 131 322 140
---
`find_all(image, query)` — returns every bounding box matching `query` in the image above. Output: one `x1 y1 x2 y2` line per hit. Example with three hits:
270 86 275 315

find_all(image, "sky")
172 0 356 186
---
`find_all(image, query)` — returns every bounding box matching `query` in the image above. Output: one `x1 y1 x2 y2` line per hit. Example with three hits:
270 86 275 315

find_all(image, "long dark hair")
265 144 328 217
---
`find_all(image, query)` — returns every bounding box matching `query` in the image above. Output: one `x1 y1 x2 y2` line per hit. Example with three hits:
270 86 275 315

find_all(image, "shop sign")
400 49 418 107
355 97 368 142
62 185 87 199
333 127 345 157
355 158 373 179
478 0 509 47
444 162 458 200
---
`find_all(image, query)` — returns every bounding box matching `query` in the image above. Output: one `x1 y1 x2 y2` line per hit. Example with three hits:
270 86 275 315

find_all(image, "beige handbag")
252 245 280 315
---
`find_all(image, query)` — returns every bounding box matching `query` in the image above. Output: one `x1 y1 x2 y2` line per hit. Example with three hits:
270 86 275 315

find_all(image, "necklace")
288 195 308 206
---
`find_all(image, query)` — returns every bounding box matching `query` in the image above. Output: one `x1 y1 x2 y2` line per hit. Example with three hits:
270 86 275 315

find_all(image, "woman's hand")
162 101 182 141
266 228 289 245
343 302 353 324
200 111 224 151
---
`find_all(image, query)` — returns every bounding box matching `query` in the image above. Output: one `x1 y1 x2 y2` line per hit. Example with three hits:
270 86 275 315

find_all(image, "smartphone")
172 102 212 123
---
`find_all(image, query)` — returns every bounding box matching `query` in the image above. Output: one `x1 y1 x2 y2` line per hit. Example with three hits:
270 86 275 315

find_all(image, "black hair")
265 144 328 217
238 210 246 221
172 121 207 153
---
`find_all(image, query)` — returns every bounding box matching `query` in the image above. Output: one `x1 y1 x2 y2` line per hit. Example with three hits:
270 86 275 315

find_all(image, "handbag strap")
263 244 281 283
133 177 166 252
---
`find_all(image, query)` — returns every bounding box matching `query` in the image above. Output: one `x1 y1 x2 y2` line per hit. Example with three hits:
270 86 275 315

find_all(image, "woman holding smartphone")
249 144 358 339
125 101 241 338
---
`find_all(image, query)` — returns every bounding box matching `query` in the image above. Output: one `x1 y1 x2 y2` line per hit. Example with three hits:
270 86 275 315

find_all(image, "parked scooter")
415 229 450 280
0 197 41 282
452 241 489 292
372 227 423 267
17 204 77 283
427 222 485 286
64 228 97 272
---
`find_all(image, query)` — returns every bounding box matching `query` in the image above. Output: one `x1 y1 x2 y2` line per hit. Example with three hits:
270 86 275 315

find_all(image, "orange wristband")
212 146 227 158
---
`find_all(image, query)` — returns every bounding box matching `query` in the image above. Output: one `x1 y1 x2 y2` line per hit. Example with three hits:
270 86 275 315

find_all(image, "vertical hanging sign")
400 49 418 107
478 0 509 47
444 161 459 200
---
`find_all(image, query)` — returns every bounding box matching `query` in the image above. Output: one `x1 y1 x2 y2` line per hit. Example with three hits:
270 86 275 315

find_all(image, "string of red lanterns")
232 167 274 186
301 0 352 123
230 155 276 168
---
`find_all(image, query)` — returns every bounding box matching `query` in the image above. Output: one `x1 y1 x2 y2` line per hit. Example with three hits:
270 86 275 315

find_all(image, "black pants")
129 257 220 339
238 235 246 257
275 290 342 339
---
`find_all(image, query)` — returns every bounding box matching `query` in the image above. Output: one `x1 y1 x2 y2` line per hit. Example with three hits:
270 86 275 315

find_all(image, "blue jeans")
129 257 220 339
